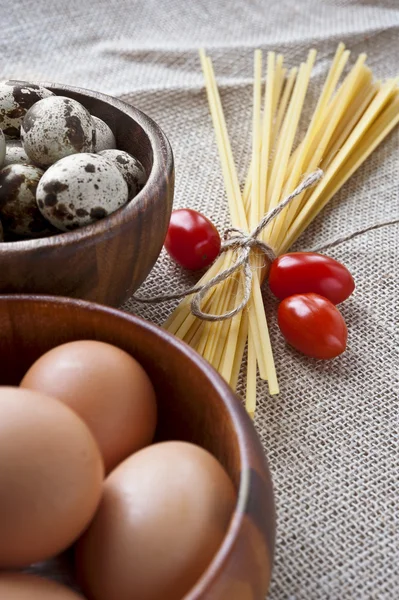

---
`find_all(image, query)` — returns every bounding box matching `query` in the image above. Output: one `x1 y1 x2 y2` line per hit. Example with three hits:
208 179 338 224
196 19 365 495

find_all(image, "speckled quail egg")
0 80 54 139
0 130 5 167
3 140 30 167
92 116 116 152
36 153 128 231
21 96 95 167
99 149 146 197
0 164 58 237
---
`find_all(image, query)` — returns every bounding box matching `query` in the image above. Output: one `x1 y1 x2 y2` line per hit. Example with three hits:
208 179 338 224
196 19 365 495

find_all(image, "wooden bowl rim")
0 83 173 251
0 294 271 598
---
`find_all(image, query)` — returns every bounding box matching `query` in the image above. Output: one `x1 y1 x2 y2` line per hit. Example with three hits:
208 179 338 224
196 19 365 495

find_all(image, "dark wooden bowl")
0 295 275 599
0 84 174 307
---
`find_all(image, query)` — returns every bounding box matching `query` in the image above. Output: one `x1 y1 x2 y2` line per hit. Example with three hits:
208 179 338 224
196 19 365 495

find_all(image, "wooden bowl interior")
0 296 275 599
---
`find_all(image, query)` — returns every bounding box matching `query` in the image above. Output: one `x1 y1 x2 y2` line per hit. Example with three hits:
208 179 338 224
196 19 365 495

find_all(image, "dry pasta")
164 44 399 416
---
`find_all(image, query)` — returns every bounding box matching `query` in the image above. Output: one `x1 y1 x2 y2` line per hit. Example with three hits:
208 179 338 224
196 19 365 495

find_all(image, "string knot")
134 169 324 321
222 226 277 262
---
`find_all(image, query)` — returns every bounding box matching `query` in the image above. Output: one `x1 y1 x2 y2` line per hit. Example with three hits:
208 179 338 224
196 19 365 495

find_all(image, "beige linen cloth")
2 0 398 598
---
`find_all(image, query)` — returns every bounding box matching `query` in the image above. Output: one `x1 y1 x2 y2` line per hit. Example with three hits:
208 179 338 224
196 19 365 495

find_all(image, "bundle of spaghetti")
164 43 399 417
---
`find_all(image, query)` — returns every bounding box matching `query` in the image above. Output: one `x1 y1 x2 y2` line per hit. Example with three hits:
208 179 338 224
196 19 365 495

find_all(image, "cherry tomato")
269 252 355 305
277 293 347 359
164 208 221 270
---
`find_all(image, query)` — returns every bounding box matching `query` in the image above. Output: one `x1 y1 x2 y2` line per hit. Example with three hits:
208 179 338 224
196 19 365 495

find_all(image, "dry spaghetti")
163 43 399 417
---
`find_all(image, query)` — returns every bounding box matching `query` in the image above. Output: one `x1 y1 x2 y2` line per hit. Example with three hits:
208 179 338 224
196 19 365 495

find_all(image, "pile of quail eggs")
0 80 147 241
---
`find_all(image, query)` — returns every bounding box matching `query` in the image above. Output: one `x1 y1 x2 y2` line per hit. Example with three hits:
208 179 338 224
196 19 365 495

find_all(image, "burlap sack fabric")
1 1 398 598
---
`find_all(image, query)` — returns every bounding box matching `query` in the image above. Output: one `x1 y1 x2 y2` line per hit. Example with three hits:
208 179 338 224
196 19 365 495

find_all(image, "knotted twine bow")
134 169 323 321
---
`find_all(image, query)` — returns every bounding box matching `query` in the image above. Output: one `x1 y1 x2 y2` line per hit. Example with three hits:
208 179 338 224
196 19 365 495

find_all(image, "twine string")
133 169 323 321
309 217 399 253
134 168 399 321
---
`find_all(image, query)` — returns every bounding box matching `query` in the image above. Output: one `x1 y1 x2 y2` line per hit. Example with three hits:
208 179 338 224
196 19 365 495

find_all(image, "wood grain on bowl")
0 84 174 307
0 295 276 600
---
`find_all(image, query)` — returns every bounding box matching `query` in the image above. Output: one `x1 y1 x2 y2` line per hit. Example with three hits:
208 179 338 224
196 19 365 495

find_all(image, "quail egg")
0 164 57 237
99 149 146 197
36 153 128 231
92 116 116 152
21 96 95 167
3 140 30 167
0 80 54 139
0 130 5 167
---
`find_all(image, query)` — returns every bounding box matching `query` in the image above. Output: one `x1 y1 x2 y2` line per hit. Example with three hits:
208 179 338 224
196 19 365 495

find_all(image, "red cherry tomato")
164 209 221 271
277 293 347 359
269 252 355 305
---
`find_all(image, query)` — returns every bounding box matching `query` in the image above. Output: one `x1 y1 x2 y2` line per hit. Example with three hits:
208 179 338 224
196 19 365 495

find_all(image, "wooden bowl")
0 295 276 599
0 84 174 306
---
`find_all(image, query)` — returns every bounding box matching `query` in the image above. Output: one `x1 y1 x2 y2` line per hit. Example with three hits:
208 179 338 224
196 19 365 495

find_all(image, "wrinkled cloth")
1 1 398 598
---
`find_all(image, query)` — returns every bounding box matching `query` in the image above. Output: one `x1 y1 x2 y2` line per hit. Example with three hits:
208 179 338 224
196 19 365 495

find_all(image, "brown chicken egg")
0 386 104 568
76 441 236 600
21 340 157 473
0 573 85 599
